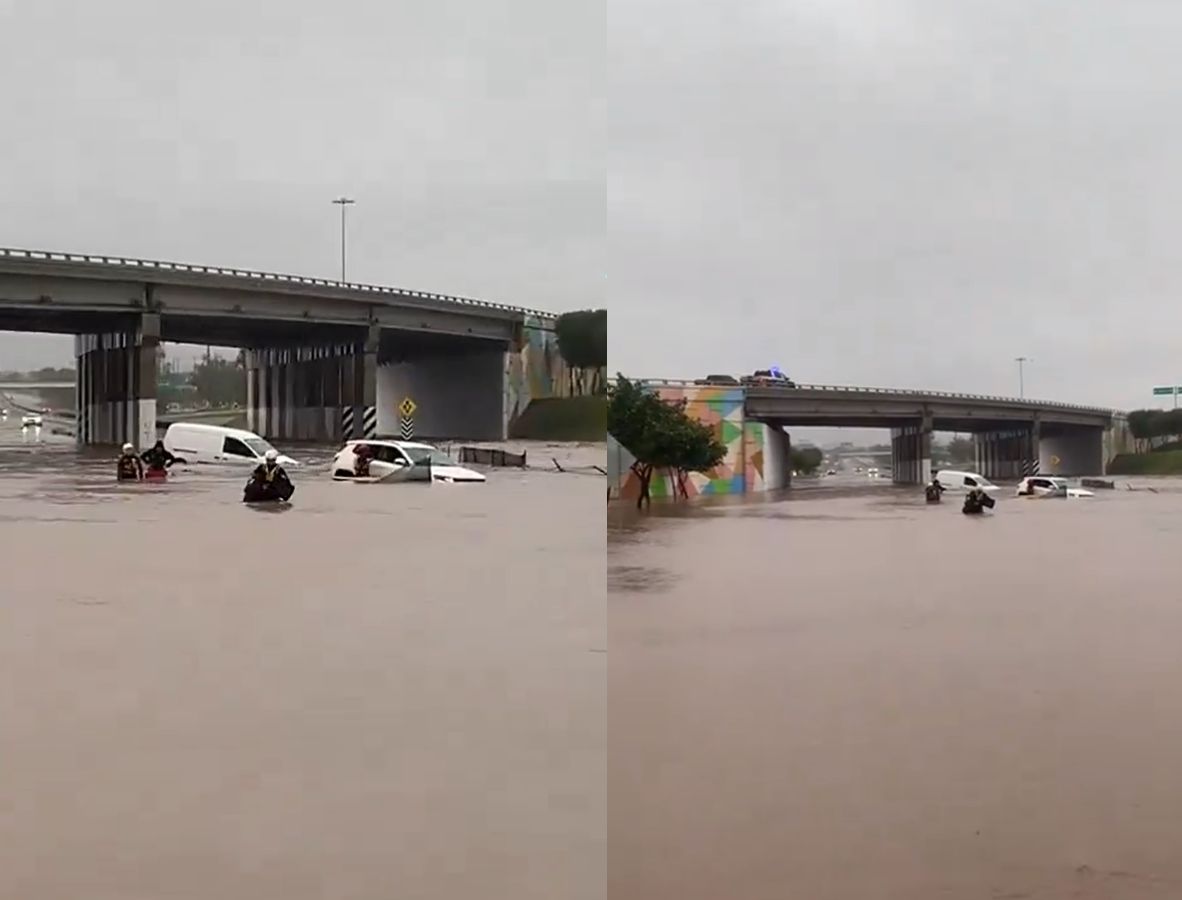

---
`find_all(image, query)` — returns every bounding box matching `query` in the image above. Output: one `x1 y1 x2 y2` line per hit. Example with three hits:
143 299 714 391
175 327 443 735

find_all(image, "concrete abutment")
74 312 158 448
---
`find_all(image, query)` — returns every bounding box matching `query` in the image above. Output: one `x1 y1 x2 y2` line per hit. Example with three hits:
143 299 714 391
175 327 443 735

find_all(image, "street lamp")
1015 356 1032 399
331 197 355 282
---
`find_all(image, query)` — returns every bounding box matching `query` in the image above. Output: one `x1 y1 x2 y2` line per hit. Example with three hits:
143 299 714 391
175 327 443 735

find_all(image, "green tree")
189 355 246 408
945 435 976 464
790 446 824 475
1126 408 1182 452
555 309 607 394
608 375 726 508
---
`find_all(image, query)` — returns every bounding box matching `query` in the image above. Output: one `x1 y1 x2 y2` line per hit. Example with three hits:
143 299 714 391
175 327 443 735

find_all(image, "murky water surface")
610 475 1182 900
0 429 605 900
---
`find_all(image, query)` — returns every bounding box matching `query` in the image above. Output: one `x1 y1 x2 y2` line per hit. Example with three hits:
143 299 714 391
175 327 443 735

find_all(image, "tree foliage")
791 446 823 474
189 355 246 408
1127 408 1182 452
0 366 75 382
555 309 607 394
945 435 976 464
608 375 727 508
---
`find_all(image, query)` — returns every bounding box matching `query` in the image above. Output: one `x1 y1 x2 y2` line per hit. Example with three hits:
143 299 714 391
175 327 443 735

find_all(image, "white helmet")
265 449 279 462
122 443 134 454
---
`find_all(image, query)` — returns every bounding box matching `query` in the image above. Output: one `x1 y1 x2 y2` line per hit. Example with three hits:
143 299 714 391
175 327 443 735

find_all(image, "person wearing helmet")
117 442 144 481
140 438 176 475
244 447 294 502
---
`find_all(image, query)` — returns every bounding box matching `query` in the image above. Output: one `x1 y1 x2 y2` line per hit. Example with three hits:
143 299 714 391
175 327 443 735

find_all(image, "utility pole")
1015 356 1031 399
331 197 355 281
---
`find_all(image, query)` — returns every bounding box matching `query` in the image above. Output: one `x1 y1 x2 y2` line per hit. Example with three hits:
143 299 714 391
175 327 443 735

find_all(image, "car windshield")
402 446 456 466
244 437 275 458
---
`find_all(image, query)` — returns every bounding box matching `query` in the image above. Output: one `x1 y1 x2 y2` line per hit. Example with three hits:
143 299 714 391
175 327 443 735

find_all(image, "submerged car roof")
344 439 434 449
166 422 264 441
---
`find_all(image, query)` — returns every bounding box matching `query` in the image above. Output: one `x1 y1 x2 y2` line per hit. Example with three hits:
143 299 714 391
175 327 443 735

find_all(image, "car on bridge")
694 374 741 386
741 368 796 387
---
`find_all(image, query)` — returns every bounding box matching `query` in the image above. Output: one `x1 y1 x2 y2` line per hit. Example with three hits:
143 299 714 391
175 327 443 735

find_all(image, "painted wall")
607 433 636 501
1104 416 1132 463
377 349 504 440
611 383 791 500
503 315 605 434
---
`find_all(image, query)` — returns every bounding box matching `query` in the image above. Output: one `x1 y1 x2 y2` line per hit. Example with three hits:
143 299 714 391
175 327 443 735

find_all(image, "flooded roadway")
0 428 605 900
610 478 1182 899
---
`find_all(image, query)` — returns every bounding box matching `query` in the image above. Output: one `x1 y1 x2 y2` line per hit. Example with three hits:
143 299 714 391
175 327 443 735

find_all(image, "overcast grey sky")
611 0 1182 412
0 0 602 369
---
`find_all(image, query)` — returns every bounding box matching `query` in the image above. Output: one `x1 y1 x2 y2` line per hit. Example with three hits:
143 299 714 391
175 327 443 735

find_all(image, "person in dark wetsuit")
244 449 294 502
924 476 945 503
353 443 373 477
140 439 176 474
962 487 985 515
117 442 144 481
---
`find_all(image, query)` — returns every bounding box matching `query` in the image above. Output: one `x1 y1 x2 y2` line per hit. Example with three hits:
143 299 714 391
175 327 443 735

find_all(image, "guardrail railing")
0 247 555 318
616 377 1120 416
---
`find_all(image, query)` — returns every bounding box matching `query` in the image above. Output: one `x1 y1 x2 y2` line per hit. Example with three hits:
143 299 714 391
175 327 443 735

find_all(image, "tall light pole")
1015 356 1031 399
331 197 355 281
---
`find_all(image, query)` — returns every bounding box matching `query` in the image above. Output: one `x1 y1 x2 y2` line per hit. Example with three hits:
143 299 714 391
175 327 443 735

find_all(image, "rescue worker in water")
963 487 986 514
140 439 176 474
117 442 144 481
924 476 945 503
244 449 294 502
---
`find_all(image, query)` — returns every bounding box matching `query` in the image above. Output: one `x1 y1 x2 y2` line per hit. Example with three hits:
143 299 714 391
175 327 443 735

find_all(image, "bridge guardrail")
0 247 555 319
618 378 1121 417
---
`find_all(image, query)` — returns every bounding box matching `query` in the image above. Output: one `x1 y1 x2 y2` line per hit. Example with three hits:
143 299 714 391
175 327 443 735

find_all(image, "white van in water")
163 423 298 468
932 469 1000 493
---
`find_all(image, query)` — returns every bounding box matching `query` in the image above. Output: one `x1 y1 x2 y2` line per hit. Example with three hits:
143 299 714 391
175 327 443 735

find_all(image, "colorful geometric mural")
503 314 607 433
611 383 786 500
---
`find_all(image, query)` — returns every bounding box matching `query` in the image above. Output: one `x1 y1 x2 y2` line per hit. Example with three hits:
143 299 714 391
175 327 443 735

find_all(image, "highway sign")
398 396 417 418
1153 386 1181 395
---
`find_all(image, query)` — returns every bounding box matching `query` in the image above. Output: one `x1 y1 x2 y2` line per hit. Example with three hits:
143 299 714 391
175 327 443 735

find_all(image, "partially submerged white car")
1016 476 1094 499
933 470 1001 493
331 440 486 483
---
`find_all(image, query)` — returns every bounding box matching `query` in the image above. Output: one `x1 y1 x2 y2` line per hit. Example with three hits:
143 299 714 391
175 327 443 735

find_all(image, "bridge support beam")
133 313 159 449
245 343 356 443
890 415 932 485
74 314 158 447
352 324 379 439
974 425 1041 481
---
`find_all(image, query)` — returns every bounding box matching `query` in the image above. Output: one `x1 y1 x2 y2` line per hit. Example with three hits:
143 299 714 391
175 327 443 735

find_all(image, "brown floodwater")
0 431 605 900
609 476 1182 900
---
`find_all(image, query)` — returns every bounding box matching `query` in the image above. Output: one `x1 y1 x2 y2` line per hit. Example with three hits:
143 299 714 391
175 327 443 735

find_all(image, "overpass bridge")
0 247 573 446
617 379 1128 497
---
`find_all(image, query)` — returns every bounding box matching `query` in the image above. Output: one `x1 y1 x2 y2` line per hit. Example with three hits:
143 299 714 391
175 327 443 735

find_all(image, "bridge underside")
0 307 555 447
755 415 1109 482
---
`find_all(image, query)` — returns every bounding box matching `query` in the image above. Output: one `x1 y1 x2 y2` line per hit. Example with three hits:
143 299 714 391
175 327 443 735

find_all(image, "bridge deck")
633 379 1119 430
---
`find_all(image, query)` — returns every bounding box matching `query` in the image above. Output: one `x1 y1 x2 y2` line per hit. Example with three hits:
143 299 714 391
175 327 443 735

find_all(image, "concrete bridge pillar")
73 316 158 448
245 344 354 443
256 352 271 438
353 324 379 439
974 425 1041 481
919 412 933 485
891 416 932 485
132 312 159 448
1022 419 1041 476
322 350 343 442
245 356 258 434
